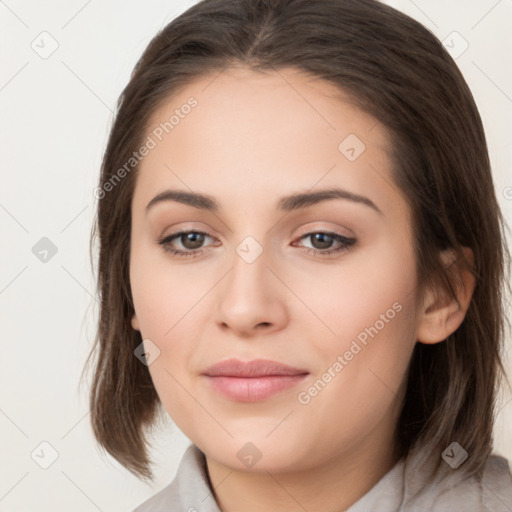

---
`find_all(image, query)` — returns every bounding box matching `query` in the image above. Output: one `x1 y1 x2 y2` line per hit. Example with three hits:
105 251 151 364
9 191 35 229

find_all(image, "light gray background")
1 1 511 510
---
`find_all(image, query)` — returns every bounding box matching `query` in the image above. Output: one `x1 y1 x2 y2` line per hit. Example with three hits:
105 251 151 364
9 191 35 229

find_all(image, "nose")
214 241 289 337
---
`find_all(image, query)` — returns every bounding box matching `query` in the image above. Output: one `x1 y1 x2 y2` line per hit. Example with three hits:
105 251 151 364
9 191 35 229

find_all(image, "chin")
193 434 311 473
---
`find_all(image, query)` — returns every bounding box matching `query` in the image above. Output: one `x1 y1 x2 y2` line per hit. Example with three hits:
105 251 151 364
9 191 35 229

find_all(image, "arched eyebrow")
145 188 383 216
277 189 383 216
146 189 218 212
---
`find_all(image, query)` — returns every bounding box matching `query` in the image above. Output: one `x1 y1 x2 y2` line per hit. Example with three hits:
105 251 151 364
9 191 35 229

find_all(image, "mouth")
201 358 309 402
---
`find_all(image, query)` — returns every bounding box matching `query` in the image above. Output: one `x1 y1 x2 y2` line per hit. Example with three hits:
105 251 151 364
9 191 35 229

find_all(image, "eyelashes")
158 231 219 258
157 230 356 259
291 231 356 256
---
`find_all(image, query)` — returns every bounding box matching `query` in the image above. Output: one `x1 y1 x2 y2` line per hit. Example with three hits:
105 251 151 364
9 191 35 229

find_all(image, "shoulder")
480 454 512 511
132 479 180 512
131 458 184 512
131 444 220 512
406 451 512 512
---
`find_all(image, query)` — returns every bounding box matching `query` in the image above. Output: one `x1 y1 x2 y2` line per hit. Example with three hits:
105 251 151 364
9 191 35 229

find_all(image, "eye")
292 231 356 256
158 230 356 258
158 230 217 258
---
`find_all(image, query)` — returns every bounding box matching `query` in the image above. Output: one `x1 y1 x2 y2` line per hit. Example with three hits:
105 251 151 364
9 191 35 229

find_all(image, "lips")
202 358 309 402
203 358 308 377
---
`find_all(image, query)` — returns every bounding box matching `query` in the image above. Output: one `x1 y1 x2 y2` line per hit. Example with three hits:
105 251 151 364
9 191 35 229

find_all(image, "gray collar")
133 443 512 511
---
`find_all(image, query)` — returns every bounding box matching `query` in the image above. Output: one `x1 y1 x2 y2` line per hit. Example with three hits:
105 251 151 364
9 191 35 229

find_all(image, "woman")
84 0 512 510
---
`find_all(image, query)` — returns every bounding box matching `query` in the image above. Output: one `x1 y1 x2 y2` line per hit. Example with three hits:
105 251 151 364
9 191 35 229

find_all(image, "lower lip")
204 374 308 402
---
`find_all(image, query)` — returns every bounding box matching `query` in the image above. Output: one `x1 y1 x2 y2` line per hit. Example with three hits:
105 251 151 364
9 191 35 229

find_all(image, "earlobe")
131 313 140 331
416 247 475 345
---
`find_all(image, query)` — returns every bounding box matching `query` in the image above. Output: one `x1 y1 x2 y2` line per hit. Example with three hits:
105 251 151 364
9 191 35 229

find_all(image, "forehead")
135 65 403 219
145 65 388 148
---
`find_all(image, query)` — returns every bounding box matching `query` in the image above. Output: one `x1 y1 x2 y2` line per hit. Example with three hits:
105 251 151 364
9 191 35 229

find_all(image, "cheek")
130 260 207 431
290 289 417 462
296 282 416 414
129 247 216 405
289 240 418 408
286 240 417 348
130 241 215 337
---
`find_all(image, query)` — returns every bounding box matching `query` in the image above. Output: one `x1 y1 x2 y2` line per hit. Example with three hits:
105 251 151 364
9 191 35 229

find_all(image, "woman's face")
129 65 421 472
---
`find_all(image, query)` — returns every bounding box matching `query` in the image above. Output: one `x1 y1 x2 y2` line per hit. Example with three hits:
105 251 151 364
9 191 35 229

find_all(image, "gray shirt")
132 444 512 511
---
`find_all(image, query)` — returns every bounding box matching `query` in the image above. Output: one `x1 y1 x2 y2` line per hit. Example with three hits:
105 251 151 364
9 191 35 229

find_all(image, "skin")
129 65 475 511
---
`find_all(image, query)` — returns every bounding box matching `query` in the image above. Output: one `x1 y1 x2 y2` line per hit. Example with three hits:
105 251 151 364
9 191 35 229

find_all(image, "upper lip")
202 358 309 378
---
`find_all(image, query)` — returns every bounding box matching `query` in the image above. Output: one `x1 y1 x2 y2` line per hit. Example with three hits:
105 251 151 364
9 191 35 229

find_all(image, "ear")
131 313 140 331
416 246 475 345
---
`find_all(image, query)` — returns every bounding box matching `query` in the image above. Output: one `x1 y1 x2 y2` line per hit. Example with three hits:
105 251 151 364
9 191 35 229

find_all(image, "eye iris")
311 233 333 249
182 232 204 249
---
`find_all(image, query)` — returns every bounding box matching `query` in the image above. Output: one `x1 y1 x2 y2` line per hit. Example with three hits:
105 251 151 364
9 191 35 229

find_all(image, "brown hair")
83 0 511 488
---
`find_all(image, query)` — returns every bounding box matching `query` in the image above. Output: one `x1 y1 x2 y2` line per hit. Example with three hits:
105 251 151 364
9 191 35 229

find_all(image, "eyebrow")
145 188 383 216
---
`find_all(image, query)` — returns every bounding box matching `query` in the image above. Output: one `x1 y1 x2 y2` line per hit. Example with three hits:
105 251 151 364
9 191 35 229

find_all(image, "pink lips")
202 358 309 402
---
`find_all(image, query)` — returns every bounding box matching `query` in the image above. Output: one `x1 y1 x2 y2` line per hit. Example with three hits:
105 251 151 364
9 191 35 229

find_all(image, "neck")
205 433 400 512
